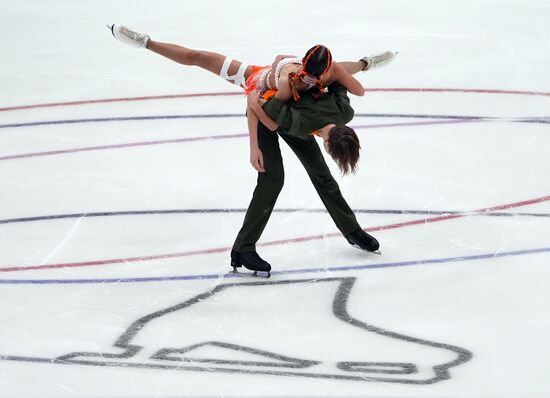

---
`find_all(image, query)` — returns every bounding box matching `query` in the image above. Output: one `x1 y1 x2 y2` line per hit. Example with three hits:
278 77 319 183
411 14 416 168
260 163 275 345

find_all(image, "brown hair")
327 125 361 175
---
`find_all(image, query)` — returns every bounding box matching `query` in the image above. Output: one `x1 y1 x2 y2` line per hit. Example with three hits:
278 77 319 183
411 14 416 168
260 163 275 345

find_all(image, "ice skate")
361 51 398 71
230 250 272 277
107 24 150 48
345 228 381 254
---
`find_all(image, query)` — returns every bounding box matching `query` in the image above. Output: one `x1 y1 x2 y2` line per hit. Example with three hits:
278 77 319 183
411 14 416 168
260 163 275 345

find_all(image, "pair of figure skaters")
109 24 396 276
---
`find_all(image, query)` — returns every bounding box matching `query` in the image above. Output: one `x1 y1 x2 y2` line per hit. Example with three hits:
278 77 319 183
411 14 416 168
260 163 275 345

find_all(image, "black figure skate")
230 250 272 278
346 228 381 254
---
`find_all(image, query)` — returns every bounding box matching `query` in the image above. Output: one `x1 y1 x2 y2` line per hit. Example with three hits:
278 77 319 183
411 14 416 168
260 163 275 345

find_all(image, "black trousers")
233 127 360 252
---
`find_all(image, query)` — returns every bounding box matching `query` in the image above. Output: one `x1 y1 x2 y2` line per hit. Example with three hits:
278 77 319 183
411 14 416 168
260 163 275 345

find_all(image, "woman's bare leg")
146 40 253 87
338 60 367 75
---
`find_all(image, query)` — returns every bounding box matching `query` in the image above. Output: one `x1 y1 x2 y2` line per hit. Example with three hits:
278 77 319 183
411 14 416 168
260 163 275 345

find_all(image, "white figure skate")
107 24 150 49
361 51 398 71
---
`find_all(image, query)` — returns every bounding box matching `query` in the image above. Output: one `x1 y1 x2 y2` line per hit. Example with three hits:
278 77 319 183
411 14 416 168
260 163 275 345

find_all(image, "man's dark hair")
327 125 361 175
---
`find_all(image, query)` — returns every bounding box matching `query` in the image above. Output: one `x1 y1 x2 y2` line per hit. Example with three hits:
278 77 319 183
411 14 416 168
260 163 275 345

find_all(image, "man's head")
317 124 361 175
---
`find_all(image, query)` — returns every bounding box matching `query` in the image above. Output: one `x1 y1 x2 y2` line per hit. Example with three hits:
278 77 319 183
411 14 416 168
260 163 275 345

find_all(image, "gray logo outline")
1 276 472 384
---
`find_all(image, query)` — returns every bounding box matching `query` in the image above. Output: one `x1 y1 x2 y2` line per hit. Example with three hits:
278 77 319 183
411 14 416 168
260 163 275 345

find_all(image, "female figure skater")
108 24 396 175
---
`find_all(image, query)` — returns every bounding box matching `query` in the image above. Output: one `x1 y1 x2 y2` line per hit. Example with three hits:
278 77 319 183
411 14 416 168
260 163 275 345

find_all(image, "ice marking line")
1 208 549 226
0 133 248 161
2 112 549 130
0 246 548 285
0 92 242 112
1 194 549 273
1 87 550 113
0 113 505 130
0 114 243 129
0 117 516 162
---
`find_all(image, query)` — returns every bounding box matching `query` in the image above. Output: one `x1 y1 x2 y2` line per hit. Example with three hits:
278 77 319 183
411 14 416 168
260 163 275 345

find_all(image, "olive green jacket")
262 83 354 137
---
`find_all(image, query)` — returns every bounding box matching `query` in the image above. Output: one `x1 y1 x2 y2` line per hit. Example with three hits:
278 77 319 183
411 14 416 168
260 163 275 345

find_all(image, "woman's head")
301 45 332 78
324 125 361 175
289 45 332 101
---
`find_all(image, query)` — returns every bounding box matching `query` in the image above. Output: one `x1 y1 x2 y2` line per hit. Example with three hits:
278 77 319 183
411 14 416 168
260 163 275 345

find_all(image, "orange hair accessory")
288 70 325 101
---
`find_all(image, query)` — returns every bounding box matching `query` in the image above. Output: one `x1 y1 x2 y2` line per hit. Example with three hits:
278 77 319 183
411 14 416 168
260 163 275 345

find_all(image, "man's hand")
250 146 265 172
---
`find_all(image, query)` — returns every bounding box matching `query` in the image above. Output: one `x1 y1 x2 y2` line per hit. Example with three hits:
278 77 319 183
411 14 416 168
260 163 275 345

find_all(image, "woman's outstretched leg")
147 40 251 87
109 24 253 88
339 51 398 74
338 61 368 75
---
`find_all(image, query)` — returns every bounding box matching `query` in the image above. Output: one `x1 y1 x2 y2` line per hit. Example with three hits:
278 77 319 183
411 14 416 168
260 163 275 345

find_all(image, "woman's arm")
330 63 365 96
274 75 294 103
271 54 297 71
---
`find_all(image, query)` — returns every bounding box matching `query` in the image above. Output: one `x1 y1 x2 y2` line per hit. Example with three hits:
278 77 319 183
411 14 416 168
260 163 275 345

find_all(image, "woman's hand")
250 146 265 172
257 96 267 107
248 89 268 111
248 89 267 110
248 89 279 131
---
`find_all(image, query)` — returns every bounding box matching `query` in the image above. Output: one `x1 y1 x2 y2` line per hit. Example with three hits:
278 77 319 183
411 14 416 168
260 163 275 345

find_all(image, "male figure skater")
231 82 380 275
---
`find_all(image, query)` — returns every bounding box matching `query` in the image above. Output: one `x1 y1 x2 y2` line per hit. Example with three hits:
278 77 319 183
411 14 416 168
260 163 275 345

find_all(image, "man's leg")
233 126 284 253
279 133 379 251
279 133 359 234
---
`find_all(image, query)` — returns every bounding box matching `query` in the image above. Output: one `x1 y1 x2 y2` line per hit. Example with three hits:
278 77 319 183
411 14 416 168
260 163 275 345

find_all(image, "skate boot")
345 228 381 254
107 24 150 48
360 51 398 71
230 250 272 277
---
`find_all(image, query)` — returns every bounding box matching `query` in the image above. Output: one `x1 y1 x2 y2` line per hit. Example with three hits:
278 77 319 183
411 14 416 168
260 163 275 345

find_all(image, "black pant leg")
233 127 284 252
279 132 360 236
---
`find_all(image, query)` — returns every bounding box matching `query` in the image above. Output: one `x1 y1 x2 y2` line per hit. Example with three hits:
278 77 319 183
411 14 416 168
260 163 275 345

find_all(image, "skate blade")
228 268 270 278
253 271 271 278
351 244 382 255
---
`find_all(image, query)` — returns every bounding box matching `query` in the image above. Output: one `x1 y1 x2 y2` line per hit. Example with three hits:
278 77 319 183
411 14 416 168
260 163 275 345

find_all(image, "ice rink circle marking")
0 246 548 285
1 195 549 274
2 87 550 113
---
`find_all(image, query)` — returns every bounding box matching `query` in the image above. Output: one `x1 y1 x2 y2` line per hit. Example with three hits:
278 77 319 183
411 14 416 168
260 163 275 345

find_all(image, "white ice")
1 0 550 397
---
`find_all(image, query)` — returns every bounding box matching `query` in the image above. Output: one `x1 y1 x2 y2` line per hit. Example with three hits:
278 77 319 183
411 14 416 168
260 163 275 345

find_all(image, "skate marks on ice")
0 277 472 384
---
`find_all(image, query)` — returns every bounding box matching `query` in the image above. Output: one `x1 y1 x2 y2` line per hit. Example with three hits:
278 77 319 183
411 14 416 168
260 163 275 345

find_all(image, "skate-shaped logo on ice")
2 277 472 384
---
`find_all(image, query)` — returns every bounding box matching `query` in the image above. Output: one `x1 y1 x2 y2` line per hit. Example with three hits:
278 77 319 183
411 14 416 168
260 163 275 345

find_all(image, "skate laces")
366 51 397 69
120 26 139 41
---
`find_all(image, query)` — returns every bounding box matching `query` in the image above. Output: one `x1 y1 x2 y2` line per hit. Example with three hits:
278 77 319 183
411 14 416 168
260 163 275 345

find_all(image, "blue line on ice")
1 246 548 285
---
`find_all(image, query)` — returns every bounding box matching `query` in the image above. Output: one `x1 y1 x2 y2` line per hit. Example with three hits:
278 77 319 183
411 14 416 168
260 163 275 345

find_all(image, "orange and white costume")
243 57 303 100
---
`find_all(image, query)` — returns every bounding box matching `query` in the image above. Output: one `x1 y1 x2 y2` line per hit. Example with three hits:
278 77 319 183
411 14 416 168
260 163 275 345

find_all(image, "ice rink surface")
1 0 550 397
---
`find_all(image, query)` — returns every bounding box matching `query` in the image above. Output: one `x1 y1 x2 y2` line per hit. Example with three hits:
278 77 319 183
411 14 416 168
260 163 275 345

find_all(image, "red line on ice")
2 87 550 113
1 195 549 273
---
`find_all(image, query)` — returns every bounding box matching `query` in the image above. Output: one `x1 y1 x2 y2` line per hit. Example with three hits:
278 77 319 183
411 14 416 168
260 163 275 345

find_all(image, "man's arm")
262 97 292 130
262 84 354 136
